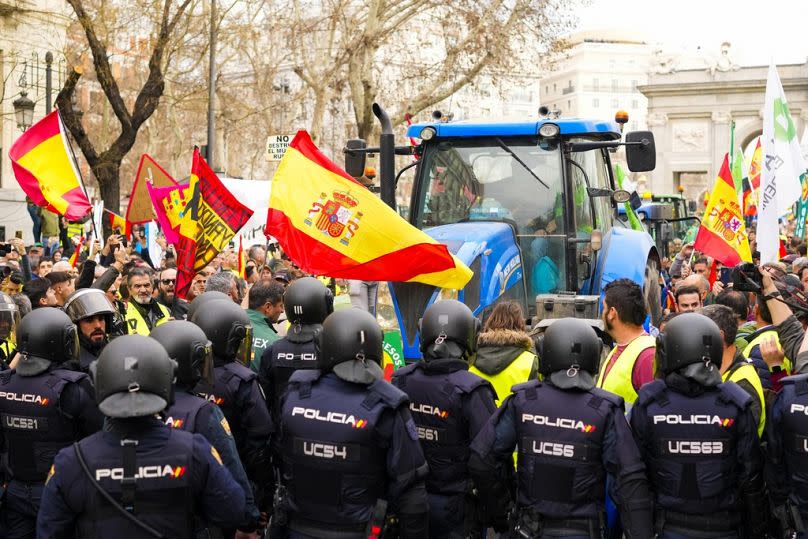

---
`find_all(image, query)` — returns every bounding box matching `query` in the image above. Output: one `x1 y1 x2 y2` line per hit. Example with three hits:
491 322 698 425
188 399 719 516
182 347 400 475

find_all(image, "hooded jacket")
470 329 538 405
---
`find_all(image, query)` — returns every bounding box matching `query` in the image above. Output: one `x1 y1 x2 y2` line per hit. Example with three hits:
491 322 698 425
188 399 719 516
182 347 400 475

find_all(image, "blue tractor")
345 105 662 360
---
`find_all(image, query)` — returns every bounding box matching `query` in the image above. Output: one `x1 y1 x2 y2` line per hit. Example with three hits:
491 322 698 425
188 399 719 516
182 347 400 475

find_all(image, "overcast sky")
573 0 808 67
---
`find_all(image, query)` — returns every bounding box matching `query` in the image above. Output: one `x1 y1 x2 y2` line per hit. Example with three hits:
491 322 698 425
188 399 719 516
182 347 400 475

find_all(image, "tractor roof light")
419 126 437 141
538 123 560 138
615 110 629 125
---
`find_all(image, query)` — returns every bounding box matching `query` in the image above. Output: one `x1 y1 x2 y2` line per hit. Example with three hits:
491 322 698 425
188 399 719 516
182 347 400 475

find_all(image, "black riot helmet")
538 318 602 390
95 335 175 418
319 309 383 372
187 291 231 322
192 299 253 365
419 299 480 360
284 277 333 325
0 292 19 345
151 321 214 388
657 312 723 375
64 288 115 329
16 307 79 376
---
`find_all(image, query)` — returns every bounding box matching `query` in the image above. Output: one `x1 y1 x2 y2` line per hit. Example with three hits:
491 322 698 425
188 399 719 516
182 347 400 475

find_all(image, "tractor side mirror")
625 131 656 172
344 139 367 178
629 190 642 211
687 200 697 213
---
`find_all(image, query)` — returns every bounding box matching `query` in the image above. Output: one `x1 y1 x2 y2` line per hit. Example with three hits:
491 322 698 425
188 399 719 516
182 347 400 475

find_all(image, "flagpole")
58 109 101 243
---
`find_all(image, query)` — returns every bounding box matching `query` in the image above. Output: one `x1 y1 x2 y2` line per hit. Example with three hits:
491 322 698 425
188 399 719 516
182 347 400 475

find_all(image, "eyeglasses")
161 279 176 285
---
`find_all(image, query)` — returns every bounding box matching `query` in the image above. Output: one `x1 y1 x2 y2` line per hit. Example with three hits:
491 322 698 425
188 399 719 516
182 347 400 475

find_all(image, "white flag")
759 64 807 263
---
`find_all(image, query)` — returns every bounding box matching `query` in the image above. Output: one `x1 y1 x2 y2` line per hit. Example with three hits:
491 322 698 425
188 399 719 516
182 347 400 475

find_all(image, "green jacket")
247 308 280 373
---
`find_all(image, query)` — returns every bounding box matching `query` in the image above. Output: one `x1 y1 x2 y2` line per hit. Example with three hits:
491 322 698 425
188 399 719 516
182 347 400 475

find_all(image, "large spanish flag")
266 131 472 289
694 154 752 266
9 110 91 221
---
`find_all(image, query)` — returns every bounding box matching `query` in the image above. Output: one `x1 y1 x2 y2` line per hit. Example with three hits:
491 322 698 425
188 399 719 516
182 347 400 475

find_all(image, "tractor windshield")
414 136 568 296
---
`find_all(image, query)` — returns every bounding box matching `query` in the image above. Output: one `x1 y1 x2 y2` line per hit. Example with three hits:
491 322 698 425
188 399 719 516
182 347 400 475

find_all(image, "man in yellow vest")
701 304 765 437
124 267 170 335
597 278 656 406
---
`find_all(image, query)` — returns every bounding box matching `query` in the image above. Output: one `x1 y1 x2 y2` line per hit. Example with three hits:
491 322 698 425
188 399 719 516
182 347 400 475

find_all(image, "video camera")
730 263 763 292
732 262 808 315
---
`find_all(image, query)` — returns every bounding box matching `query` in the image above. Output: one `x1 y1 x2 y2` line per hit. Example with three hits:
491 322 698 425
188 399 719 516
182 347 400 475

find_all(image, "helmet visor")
234 325 253 366
0 303 20 343
65 290 115 322
64 325 79 364
198 341 215 386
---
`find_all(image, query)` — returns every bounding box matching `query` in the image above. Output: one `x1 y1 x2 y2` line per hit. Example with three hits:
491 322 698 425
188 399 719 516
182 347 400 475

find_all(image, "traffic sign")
266 134 292 161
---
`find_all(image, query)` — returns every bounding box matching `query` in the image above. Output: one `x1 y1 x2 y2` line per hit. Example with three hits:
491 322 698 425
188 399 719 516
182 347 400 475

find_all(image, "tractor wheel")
644 260 662 327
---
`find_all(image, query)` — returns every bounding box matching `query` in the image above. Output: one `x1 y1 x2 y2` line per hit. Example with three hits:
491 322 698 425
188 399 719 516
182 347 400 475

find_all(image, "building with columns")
0 0 72 243
642 60 808 203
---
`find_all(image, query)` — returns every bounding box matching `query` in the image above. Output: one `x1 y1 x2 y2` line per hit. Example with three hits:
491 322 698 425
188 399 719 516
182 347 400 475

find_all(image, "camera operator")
759 265 808 376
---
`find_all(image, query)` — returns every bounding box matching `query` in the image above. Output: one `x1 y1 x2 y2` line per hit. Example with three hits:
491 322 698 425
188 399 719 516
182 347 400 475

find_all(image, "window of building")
631 80 638 91
567 100 571 110
611 79 618 92
545 85 549 94
553 83 557 92
593 98 600 107
593 78 599 91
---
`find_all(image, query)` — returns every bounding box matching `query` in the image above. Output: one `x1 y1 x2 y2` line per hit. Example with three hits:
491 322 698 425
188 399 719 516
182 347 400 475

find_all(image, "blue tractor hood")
391 221 523 360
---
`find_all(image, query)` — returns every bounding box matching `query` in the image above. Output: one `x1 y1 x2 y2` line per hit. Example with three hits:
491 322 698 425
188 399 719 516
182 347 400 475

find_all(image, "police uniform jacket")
36 418 247 538
767 373 808 518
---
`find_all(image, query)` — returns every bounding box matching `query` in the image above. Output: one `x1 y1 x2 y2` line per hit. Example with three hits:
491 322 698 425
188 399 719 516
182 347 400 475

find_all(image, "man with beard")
596 278 656 408
156 267 189 320
64 288 118 372
123 267 170 335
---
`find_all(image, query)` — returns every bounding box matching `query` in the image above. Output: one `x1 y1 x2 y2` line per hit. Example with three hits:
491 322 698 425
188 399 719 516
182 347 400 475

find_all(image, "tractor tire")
644 260 662 327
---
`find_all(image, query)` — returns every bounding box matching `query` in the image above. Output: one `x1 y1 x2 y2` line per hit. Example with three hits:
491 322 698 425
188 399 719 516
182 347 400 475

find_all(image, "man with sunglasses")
156 267 189 320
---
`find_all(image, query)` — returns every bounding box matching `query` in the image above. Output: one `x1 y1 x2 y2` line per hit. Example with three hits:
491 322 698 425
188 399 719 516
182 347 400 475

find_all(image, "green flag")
796 174 808 239
729 121 744 203
614 163 643 231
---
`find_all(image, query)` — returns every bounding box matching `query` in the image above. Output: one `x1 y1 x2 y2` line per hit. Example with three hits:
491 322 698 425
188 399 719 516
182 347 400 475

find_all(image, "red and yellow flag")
175 149 254 297
266 131 472 289
147 182 191 245
744 138 762 217
9 110 91 221
69 236 85 268
694 154 753 266
237 236 246 279
105 209 131 237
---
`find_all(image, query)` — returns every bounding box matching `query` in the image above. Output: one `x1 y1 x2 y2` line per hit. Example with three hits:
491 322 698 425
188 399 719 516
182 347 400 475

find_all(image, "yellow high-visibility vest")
124 301 170 336
470 349 536 406
597 335 656 405
742 328 792 374
723 361 766 437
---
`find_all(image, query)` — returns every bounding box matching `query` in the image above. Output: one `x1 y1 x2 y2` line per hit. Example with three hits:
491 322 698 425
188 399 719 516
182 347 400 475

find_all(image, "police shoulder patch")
220 417 232 437
211 446 223 466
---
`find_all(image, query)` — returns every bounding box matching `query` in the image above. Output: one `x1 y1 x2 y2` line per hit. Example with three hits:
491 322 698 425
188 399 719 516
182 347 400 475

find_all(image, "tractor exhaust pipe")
373 103 396 210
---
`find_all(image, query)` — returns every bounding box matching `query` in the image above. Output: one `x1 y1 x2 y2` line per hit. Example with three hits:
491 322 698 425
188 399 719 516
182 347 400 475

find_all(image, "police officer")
391 299 496 538
766 369 808 537
0 292 19 366
64 288 117 373
186 290 231 321
151 320 263 537
278 308 429 538
0 307 103 538
260 276 333 421
630 313 766 538
469 318 653 539
192 299 274 516
37 334 247 538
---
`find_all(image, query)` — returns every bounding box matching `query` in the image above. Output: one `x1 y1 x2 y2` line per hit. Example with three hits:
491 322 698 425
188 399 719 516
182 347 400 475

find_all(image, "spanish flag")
105 209 131 237
9 110 91 221
69 237 85 268
694 154 753 266
266 131 472 289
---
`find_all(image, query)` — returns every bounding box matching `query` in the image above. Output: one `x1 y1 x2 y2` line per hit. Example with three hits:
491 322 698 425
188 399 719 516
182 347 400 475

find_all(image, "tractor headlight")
419 127 437 141
538 123 560 138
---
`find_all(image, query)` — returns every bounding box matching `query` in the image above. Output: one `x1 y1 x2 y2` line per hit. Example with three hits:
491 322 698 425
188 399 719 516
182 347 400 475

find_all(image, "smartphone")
14 230 22 240
719 267 732 285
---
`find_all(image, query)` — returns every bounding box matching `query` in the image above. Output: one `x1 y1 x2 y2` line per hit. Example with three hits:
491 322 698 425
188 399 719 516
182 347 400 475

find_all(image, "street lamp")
12 91 35 132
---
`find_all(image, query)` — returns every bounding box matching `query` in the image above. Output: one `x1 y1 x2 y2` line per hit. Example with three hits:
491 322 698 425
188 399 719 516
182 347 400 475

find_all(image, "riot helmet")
192 299 253 365
64 288 116 347
151 321 214 388
538 318 602 390
319 308 383 372
16 307 78 376
187 291 231 322
419 299 480 360
0 292 19 345
95 335 175 418
284 277 333 326
657 312 723 375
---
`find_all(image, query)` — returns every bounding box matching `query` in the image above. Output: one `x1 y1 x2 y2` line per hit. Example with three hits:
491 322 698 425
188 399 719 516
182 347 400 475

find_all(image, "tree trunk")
93 159 121 238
